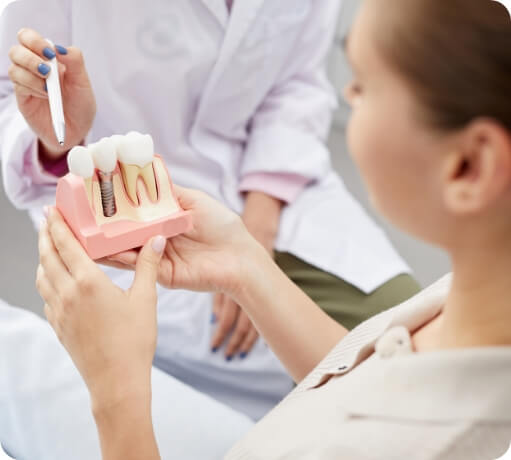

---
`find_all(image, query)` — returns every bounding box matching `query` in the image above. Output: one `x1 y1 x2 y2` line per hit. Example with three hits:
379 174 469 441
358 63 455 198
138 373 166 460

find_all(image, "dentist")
0 0 417 427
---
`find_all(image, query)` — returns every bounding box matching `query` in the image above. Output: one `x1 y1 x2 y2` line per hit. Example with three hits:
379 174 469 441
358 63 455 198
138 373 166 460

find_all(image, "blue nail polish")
38 63 50 76
212 347 219 353
42 47 56 59
210 313 216 324
226 355 233 362
55 45 68 55
240 352 248 359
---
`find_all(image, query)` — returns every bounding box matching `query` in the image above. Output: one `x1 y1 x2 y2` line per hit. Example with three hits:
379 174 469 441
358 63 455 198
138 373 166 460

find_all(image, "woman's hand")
105 186 262 299
8 28 96 159
210 192 283 360
37 208 165 410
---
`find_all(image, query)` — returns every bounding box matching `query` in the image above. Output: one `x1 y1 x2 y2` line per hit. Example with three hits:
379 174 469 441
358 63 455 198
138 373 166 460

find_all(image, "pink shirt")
30 0 309 204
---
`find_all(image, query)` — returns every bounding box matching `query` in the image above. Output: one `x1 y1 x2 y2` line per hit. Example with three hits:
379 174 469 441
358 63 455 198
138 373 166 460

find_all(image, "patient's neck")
438 237 511 349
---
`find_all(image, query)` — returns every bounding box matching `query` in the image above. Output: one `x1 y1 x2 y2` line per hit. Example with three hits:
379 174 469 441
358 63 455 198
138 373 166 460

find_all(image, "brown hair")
374 0 511 132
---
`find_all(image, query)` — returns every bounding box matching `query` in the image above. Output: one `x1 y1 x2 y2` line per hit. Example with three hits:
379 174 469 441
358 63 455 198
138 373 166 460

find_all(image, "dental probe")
45 39 66 146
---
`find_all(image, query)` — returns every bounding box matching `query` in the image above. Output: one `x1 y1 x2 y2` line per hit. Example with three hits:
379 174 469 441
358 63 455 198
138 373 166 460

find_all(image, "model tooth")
67 145 94 205
90 137 118 173
67 145 94 178
117 132 157 205
139 163 158 201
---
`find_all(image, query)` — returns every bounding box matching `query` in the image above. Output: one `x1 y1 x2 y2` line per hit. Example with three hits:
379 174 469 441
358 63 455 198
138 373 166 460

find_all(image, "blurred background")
0 0 450 317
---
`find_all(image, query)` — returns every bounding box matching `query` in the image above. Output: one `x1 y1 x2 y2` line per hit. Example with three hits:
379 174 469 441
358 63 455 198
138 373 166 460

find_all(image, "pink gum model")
55 155 193 260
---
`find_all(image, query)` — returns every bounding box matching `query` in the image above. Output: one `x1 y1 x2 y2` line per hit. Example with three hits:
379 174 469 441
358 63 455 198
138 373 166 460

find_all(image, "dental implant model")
66 145 94 205
117 131 158 205
90 137 118 217
55 131 193 260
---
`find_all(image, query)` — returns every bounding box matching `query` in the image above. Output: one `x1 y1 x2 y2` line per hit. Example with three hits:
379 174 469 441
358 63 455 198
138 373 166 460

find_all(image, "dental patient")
35 0 511 459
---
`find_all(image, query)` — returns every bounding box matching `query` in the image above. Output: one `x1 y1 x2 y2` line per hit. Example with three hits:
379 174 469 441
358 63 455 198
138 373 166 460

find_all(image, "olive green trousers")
275 252 421 331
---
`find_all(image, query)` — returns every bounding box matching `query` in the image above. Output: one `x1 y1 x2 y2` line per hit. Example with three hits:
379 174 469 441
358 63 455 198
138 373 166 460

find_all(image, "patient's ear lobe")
442 120 511 215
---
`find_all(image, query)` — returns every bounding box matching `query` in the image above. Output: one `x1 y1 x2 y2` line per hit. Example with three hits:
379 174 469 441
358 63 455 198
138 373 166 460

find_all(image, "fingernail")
55 45 68 55
43 206 49 218
211 347 219 353
210 313 216 324
38 63 50 76
42 47 56 59
151 235 165 253
240 352 248 359
226 355 233 362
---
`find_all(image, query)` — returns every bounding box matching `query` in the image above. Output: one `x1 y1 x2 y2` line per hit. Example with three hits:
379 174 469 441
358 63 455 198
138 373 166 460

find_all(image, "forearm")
93 391 160 460
235 243 348 383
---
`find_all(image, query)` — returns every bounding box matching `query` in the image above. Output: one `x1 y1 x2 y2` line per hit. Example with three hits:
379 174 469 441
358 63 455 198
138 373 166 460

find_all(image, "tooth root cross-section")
120 162 158 205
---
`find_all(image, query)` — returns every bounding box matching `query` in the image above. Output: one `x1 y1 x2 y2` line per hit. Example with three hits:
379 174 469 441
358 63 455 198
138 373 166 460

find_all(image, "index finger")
46 207 96 277
17 28 54 59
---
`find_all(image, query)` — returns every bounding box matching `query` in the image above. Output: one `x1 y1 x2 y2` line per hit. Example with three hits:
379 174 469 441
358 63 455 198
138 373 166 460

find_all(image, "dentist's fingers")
211 297 239 354
8 44 52 80
17 28 56 62
53 46 88 81
212 293 224 323
238 328 260 358
9 64 48 97
13 81 48 100
224 311 258 358
46 208 96 278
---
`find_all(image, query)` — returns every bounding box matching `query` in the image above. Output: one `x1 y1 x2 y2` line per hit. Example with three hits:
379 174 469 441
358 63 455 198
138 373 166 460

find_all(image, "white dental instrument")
45 39 65 146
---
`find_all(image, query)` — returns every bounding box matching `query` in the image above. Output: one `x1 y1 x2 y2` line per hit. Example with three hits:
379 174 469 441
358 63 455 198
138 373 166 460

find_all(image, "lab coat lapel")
196 0 266 113
199 0 229 29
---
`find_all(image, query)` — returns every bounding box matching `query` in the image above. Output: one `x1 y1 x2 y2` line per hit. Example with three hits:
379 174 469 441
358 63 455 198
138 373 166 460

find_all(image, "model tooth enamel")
117 132 158 205
67 145 94 205
90 137 118 217
90 137 118 173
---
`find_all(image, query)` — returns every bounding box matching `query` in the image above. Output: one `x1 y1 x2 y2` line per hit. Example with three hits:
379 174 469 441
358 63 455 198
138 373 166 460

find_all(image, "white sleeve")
240 0 342 184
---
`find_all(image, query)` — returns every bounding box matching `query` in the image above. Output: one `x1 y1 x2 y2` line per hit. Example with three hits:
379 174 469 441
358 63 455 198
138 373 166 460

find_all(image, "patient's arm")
93 392 160 460
235 244 348 383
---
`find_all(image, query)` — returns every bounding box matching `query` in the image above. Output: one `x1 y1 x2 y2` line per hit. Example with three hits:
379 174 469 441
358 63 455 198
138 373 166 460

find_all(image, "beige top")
225 275 511 459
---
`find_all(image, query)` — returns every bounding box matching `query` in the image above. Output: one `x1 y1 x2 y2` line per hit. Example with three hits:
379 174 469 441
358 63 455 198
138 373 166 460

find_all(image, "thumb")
131 235 166 298
56 46 90 82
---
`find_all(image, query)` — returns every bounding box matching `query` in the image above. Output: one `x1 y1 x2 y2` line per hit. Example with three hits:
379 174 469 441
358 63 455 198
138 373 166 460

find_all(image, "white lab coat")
0 0 410 419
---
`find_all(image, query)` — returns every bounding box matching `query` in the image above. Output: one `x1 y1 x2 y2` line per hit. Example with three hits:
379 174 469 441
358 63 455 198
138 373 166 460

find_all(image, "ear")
443 120 511 215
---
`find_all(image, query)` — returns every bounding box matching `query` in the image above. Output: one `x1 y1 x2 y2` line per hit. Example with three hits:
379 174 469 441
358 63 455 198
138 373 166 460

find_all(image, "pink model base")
55 158 193 260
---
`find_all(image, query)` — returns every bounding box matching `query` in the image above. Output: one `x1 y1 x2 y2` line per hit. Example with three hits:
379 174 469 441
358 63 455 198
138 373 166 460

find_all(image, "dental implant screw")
98 171 117 217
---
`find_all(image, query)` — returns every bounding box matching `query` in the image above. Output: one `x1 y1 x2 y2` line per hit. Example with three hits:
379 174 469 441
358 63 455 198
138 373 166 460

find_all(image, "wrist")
232 238 276 306
89 369 152 417
243 191 282 247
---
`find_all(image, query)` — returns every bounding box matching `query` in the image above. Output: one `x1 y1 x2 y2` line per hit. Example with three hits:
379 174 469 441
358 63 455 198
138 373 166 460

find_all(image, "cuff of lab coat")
23 139 64 185
239 172 310 204
241 122 331 183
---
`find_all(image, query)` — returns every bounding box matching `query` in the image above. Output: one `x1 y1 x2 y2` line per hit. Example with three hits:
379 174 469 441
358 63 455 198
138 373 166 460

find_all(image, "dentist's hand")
8 28 96 159
37 208 164 409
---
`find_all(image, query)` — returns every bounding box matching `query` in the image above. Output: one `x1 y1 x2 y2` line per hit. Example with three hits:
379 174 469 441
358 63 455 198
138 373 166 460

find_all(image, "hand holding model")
7 28 95 158
106 185 265 298
38 188 269 407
